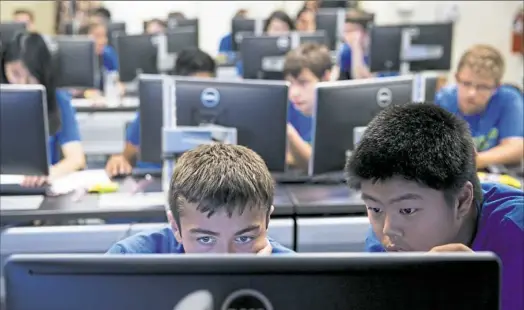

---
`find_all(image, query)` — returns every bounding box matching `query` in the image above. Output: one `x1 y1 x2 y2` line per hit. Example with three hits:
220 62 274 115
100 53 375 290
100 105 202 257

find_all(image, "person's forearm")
350 47 373 79
288 132 312 170
122 143 139 164
49 156 86 179
477 141 524 169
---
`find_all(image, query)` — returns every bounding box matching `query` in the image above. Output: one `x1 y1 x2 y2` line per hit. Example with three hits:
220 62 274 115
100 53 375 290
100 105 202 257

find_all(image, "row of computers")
0 74 436 179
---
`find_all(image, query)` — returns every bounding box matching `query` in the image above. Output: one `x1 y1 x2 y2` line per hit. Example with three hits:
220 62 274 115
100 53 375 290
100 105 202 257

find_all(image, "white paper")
0 175 24 185
99 192 166 209
50 169 112 195
0 195 44 210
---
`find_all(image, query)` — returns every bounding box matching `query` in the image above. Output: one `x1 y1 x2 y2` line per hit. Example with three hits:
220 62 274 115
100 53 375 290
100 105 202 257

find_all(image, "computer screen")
369 23 453 73
0 84 49 176
310 76 414 176
138 74 164 164
54 36 98 88
241 32 328 80
167 18 199 46
0 22 26 47
107 22 126 47
175 78 288 172
315 9 345 51
5 253 500 310
231 18 264 52
424 73 440 103
166 28 198 55
115 33 157 82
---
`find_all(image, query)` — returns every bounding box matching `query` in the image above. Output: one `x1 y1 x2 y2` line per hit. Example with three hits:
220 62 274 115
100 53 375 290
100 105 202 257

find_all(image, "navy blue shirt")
218 33 243 77
48 90 81 165
287 102 312 143
98 45 119 90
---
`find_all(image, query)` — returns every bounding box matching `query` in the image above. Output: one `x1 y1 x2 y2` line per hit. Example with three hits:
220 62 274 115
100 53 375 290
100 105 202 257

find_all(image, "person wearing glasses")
436 45 523 170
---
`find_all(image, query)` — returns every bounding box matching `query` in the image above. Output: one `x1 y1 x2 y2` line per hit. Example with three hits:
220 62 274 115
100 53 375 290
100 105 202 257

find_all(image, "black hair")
144 18 167 32
1 32 61 135
264 10 295 33
13 9 34 22
296 6 313 21
90 7 112 21
345 103 483 206
173 48 216 77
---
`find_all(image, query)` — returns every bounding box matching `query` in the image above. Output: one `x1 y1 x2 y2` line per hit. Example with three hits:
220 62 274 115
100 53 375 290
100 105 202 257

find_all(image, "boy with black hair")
107 144 293 254
105 48 217 175
345 103 523 310
89 6 112 24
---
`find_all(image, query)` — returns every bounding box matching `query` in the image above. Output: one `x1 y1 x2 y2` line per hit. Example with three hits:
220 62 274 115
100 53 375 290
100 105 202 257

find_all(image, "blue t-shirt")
106 225 294 254
365 182 524 310
288 102 312 143
126 112 162 169
48 90 81 165
218 33 243 77
436 85 524 151
98 45 119 90
338 43 398 79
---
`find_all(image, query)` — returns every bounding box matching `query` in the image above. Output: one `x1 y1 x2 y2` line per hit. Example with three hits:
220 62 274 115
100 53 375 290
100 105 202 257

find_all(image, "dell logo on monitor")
200 88 221 108
376 87 393 108
221 289 273 310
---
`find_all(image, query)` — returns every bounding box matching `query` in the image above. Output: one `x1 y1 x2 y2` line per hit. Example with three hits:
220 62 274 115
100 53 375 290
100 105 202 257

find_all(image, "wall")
0 0 56 34
104 1 522 85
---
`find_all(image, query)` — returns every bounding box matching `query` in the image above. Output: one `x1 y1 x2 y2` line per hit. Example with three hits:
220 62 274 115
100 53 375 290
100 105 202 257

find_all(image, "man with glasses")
436 44 523 170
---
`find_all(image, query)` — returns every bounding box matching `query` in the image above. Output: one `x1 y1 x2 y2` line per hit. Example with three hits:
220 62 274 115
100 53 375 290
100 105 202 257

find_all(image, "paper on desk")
0 195 44 210
99 192 167 209
50 169 111 195
0 175 24 185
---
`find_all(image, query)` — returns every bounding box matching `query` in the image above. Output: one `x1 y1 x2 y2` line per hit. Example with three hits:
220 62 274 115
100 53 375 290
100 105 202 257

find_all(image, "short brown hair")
283 42 332 79
457 44 505 83
345 8 374 28
168 144 274 228
13 9 34 22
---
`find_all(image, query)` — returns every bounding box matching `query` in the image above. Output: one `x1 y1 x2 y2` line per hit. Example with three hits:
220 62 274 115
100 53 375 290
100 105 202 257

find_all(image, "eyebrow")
361 193 423 204
234 225 260 236
189 228 219 236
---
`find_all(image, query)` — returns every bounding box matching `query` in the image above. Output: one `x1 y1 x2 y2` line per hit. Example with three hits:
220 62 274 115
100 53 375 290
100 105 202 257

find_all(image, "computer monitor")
231 18 264 52
166 18 199 47
241 31 328 80
166 28 199 55
0 84 49 176
424 73 440 103
310 76 414 176
0 22 26 48
5 253 500 310
138 74 164 164
53 36 98 88
175 78 288 172
316 9 345 51
115 33 157 82
369 23 453 73
107 22 127 47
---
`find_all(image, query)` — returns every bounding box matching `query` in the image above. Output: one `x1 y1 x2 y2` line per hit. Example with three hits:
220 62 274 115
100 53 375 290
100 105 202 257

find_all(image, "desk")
288 184 366 215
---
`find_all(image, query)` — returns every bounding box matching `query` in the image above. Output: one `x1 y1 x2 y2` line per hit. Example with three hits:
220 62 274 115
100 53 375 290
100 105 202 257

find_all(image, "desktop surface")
5 253 500 310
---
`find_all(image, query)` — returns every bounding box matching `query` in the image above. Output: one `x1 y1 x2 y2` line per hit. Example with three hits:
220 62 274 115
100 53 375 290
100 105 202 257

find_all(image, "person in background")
82 22 123 99
304 0 321 12
1 33 85 186
284 42 332 170
436 45 524 170
107 144 294 254
337 8 397 80
12 9 35 32
346 103 523 310
144 18 167 35
264 10 295 35
295 7 316 33
89 6 112 24
105 48 216 176
167 11 186 22
218 9 248 56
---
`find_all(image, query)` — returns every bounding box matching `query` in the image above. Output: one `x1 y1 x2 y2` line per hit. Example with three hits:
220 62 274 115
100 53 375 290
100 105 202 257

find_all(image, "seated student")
144 18 167 35
2 33 86 186
284 42 332 170
105 48 216 176
89 6 112 25
82 22 123 99
295 6 316 33
107 144 294 254
12 8 35 32
436 45 524 170
218 9 249 57
345 103 523 310
337 8 397 80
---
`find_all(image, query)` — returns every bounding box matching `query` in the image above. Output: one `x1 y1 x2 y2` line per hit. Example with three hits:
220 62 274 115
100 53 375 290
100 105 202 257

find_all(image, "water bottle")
104 70 121 107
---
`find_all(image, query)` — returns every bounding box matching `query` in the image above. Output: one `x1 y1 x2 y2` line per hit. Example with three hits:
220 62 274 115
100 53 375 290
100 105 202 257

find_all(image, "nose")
289 85 300 100
467 87 478 97
382 214 402 240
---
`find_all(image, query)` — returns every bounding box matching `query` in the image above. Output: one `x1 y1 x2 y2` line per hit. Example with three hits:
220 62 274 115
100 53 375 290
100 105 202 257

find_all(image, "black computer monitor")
115 33 157 82
175 78 288 172
166 28 198 55
53 36 98 88
369 23 453 73
0 22 26 47
166 18 199 47
107 22 127 47
0 84 49 176
231 18 264 52
310 76 414 176
241 31 328 80
316 9 345 51
5 253 500 310
138 74 164 164
424 73 440 103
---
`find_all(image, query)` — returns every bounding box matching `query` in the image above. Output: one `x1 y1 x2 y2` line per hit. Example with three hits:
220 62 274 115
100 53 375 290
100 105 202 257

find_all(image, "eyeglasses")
456 77 497 94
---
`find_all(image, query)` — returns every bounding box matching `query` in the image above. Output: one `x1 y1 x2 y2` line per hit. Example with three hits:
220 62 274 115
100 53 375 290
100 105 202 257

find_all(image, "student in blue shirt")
346 103 523 310
107 144 293 254
105 48 217 176
218 9 249 56
2 32 85 186
283 42 332 170
436 45 524 170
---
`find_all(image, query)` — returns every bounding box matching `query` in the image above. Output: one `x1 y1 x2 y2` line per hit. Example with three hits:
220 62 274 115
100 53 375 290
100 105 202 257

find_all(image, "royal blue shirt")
126 112 162 169
365 182 524 310
338 43 398 79
218 33 243 77
106 225 294 254
436 85 524 151
48 90 81 165
287 102 312 143
98 45 119 90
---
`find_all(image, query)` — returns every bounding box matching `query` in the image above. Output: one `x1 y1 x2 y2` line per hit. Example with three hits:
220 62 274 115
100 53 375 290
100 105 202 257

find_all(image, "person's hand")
84 89 106 105
429 243 473 253
21 176 48 187
105 155 133 177
256 240 273 256
344 29 363 49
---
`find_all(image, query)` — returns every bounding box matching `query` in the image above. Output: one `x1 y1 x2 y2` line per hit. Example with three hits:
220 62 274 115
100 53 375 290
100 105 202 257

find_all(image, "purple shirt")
365 182 524 310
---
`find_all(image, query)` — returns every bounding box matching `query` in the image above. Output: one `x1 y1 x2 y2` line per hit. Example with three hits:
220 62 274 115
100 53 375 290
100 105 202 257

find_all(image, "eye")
366 206 382 214
234 236 254 244
399 208 418 215
196 236 216 245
